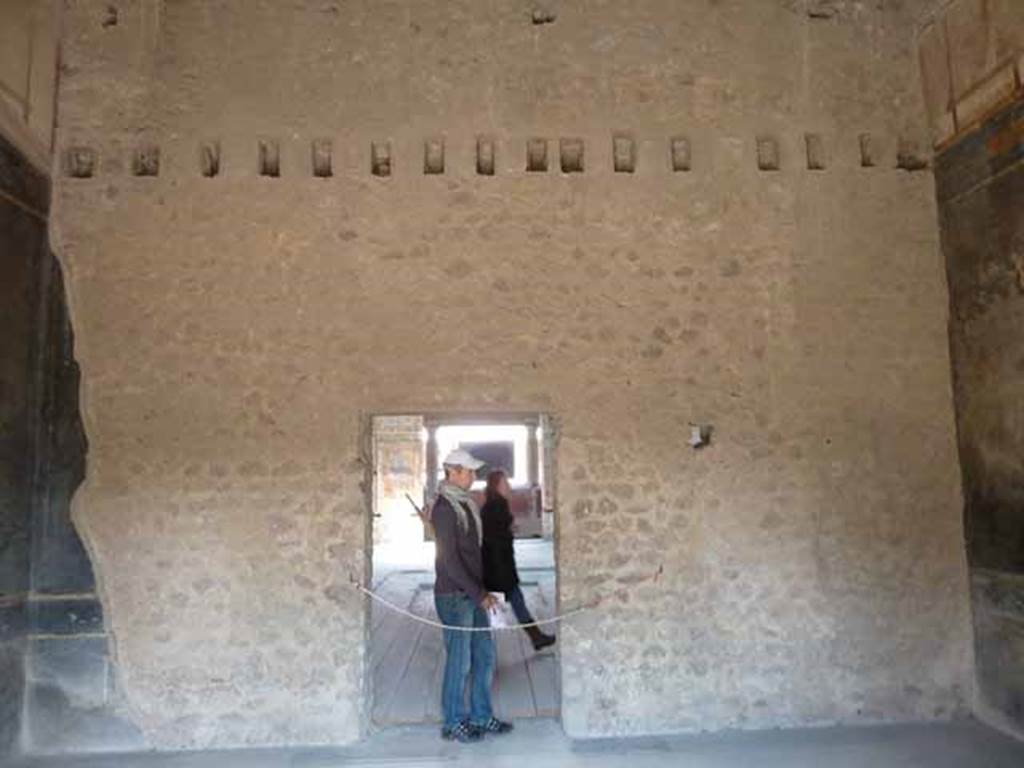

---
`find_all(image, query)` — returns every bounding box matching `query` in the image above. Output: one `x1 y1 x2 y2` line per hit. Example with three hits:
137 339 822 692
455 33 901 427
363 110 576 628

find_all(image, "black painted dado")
0 169 46 602
28 597 104 636
28 254 93 596
0 129 50 759
936 95 1024 729
937 98 1024 574
0 133 49 215
0 129 127 756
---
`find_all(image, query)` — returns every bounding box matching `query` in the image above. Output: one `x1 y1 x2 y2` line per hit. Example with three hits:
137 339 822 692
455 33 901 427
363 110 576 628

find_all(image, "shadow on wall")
0 132 143 758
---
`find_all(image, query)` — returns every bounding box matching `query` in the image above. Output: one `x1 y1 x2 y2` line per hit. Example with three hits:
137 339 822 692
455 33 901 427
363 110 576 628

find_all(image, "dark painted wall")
936 95 1024 729
0 130 51 758
29 251 92 596
0 130 134 755
21 245 130 754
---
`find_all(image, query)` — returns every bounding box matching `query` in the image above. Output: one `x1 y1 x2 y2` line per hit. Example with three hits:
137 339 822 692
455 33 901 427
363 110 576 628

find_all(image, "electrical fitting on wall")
689 424 712 449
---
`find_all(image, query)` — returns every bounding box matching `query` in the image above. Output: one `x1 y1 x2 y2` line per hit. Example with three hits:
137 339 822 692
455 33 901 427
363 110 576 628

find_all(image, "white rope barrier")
350 565 663 633
368 495 664 632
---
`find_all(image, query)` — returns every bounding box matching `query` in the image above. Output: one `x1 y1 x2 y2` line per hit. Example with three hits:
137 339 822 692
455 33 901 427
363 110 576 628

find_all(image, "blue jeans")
505 585 535 625
434 593 495 728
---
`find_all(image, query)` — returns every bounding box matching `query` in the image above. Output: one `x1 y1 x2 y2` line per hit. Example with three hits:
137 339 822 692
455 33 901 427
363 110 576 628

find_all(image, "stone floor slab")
8 718 1024 768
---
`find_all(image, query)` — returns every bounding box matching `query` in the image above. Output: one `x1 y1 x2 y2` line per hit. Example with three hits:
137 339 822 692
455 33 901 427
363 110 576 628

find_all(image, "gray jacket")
433 495 486 603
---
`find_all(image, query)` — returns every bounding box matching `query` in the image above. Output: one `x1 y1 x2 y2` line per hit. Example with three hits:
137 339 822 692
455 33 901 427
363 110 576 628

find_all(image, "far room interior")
369 413 559 727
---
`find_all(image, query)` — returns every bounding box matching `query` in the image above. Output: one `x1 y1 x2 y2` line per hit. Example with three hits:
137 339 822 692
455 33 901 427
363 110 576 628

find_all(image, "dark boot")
524 625 556 651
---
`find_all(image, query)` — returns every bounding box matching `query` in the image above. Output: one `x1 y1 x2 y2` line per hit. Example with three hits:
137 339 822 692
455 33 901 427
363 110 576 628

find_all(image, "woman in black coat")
481 470 555 651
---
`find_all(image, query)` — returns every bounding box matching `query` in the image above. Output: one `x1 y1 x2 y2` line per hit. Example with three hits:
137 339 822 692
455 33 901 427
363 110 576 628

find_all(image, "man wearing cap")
433 448 514 743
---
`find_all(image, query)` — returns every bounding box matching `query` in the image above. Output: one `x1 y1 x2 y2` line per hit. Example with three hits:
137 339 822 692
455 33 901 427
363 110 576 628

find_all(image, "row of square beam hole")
63 134 928 179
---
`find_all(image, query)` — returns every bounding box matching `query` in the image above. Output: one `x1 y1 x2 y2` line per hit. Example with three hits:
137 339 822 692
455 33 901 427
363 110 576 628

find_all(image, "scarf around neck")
438 480 482 547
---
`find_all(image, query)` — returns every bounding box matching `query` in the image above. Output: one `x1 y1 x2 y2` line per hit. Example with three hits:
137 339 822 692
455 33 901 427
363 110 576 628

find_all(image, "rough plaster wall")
53 0 971 749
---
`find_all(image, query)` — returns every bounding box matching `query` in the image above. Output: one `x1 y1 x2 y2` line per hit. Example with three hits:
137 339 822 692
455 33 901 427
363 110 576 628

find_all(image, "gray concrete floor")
9 718 1024 768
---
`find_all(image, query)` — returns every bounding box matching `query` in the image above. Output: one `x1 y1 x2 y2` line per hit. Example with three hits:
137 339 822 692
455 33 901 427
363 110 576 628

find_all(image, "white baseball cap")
441 448 486 470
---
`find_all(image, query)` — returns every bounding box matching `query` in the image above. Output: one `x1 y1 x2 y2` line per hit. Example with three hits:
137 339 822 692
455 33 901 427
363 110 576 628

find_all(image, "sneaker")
441 721 483 743
473 717 514 735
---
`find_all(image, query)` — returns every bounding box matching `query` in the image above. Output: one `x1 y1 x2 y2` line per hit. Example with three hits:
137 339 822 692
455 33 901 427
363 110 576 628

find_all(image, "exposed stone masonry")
51 0 971 752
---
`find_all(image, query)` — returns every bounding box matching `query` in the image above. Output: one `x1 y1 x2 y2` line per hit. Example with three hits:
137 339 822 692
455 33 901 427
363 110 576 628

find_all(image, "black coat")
481 496 520 593
432 496 486 603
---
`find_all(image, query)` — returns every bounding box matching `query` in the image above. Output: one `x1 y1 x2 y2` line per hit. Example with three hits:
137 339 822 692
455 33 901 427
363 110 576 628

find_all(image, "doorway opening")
367 413 559 727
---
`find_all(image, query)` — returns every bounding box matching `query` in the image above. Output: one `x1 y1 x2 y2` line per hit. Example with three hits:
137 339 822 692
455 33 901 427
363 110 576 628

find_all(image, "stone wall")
53 0 972 749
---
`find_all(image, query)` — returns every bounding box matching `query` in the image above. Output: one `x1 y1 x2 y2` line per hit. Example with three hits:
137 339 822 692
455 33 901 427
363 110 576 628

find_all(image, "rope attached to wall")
349 565 663 633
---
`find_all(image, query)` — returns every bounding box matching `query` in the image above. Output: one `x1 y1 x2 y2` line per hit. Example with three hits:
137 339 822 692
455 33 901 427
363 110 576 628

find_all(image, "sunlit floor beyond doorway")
370 539 558 726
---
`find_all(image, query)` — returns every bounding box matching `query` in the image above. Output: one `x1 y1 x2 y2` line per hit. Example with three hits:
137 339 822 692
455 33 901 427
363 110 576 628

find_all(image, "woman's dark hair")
485 469 507 501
